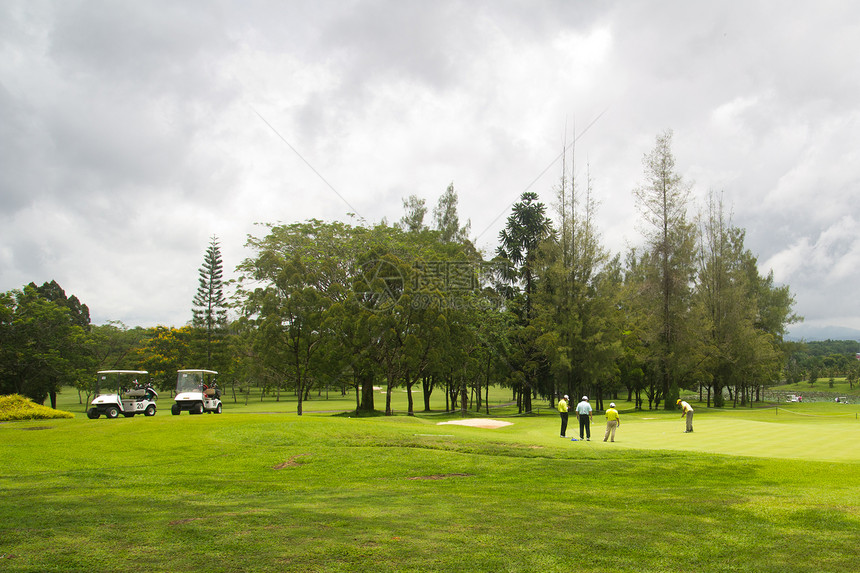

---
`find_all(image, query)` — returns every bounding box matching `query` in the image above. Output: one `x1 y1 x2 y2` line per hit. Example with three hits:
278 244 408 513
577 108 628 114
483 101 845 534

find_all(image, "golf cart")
87 370 158 419
171 369 222 415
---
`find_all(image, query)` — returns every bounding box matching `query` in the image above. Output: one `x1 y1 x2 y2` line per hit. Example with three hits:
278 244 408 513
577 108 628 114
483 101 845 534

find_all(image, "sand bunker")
437 418 513 429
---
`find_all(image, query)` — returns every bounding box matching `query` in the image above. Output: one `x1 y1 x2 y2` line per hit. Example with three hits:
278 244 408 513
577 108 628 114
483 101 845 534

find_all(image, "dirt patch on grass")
273 454 311 469
437 418 513 429
406 473 473 480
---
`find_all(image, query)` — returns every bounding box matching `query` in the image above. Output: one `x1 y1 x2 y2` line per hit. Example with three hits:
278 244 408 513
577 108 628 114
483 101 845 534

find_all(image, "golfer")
677 399 694 432
604 402 620 442
575 396 593 441
557 395 570 437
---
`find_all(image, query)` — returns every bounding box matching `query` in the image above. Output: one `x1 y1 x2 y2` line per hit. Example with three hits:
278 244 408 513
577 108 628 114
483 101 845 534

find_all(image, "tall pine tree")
632 130 696 410
192 235 228 369
497 191 555 413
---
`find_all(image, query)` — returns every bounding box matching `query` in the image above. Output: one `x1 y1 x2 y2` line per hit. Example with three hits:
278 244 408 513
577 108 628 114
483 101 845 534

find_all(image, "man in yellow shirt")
557 395 570 438
603 402 620 442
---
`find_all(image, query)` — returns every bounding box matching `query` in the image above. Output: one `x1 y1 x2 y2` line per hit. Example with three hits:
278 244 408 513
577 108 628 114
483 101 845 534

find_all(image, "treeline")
0 280 226 406
1 131 800 413
784 340 860 388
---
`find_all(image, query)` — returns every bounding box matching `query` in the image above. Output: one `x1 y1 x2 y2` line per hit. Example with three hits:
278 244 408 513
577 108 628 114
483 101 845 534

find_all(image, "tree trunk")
359 370 375 412
385 378 393 416
713 381 724 408
406 377 415 416
422 376 433 411
353 374 361 412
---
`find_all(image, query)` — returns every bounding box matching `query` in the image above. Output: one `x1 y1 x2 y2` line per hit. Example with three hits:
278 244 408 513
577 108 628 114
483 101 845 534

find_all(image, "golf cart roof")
177 369 218 375
97 370 149 375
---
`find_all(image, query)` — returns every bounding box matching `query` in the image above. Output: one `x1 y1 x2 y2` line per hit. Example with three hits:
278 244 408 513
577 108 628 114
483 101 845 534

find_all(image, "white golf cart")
171 369 222 415
87 370 158 419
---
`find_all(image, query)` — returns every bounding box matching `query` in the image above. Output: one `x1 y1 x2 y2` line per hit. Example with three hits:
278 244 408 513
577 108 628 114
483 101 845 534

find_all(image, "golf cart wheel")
144 405 156 417
191 402 204 415
215 403 222 414
171 404 181 416
87 408 100 419
105 406 119 419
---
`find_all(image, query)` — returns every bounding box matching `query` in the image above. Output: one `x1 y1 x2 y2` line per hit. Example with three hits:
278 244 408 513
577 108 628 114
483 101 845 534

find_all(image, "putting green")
581 410 860 462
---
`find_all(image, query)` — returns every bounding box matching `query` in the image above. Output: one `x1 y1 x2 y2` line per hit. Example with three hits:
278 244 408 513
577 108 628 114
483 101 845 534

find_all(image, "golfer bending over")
677 399 694 433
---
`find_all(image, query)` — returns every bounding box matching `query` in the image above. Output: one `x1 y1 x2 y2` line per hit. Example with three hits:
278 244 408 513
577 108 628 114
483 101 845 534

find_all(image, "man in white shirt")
575 396 593 441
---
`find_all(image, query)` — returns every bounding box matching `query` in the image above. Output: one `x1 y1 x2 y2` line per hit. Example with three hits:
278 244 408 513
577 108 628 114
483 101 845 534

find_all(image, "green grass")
2 395 859 572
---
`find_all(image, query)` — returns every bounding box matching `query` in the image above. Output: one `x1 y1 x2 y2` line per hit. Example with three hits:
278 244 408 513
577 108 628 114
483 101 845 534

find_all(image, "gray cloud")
1 0 859 333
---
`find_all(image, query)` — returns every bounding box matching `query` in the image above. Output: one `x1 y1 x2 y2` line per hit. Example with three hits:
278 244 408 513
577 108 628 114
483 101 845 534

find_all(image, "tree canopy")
1 130 803 414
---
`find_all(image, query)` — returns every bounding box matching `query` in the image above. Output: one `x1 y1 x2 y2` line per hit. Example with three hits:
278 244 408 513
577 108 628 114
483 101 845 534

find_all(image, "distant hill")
786 324 860 342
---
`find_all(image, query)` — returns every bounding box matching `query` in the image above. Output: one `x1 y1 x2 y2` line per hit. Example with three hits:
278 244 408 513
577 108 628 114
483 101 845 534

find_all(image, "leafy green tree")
692 192 796 407
30 280 94 406
90 322 149 370
693 192 752 407
846 361 858 390
0 285 91 406
239 220 436 415
192 235 229 369
239 221 355 414
400 194 428 233
540 160 622 409
620 248 667 409
238 217 488 416
0 291 13 389
31 280 91 330
357 226 476 415
136 326 194 392
248 256 330 414
83 321 150 403
784 354 804 385
433 183 471 243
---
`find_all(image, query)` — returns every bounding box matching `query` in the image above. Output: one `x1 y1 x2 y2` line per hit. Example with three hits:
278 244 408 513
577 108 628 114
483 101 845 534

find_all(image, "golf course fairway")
1 401 858 573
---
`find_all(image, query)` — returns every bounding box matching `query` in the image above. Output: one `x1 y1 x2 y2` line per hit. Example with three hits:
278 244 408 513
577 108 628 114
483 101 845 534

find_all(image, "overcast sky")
2 1 858 336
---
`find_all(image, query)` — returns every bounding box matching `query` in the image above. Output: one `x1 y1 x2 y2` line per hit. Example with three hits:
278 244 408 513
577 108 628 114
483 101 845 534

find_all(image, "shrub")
0 394 75 421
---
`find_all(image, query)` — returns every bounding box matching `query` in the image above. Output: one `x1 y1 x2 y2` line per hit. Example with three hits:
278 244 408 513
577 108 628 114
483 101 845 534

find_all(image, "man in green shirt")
603 402 620 442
